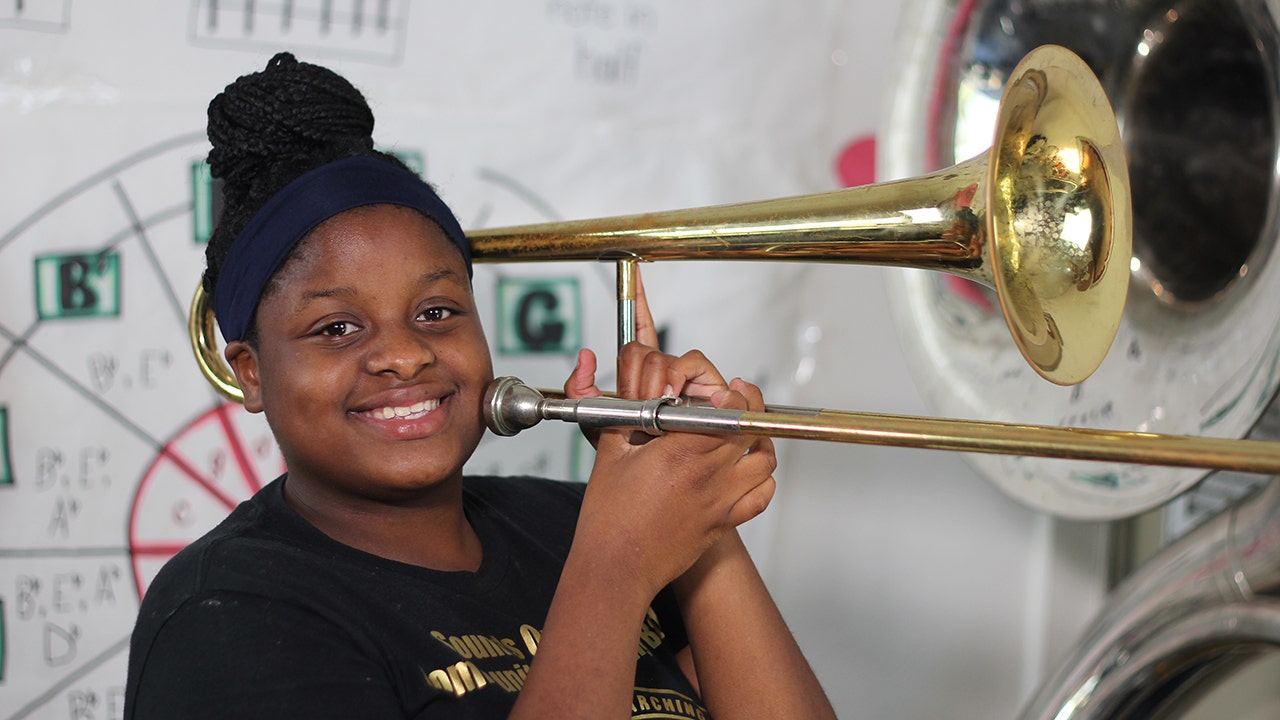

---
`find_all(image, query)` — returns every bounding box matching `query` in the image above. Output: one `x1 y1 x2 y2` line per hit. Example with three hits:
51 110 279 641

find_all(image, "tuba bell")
884 0 1280 716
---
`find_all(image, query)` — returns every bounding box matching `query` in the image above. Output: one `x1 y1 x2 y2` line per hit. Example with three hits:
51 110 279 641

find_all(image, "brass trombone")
466 43 1130 388
184 45 1278 475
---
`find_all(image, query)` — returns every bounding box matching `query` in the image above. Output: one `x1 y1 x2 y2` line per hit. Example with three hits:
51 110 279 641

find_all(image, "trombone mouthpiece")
483 377 686 437
483 377 548 436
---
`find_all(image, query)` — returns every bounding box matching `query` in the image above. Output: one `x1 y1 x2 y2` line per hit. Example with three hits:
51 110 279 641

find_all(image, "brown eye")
320 321 354 337
420 307 454 322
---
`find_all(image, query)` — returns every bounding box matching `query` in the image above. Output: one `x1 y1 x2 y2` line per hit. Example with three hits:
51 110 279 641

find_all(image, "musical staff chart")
0 0 70 31
189 0 409 62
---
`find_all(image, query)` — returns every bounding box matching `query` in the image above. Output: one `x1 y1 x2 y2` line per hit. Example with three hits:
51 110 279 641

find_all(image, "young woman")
124 52 835 720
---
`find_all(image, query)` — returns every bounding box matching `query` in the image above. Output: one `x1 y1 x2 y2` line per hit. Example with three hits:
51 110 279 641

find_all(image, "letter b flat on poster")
34 253 121 320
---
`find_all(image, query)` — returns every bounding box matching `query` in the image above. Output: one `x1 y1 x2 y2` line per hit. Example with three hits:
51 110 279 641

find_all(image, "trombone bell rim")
986 44 1132 386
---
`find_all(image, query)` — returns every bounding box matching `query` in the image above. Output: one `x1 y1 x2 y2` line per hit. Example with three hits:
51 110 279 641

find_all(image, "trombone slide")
483 377 1280 475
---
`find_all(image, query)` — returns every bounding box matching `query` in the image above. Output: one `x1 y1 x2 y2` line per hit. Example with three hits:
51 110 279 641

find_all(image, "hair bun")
206 51 376 196
267 51 300 71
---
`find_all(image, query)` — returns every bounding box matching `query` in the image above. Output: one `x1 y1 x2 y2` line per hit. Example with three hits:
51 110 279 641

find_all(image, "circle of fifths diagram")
0 131 572 719
0 133 286 719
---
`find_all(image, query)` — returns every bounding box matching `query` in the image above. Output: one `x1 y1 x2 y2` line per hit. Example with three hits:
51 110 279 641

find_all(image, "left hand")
565 267 733 408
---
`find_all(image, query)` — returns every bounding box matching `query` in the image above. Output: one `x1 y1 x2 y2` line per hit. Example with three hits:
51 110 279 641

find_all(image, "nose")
364 323 435 379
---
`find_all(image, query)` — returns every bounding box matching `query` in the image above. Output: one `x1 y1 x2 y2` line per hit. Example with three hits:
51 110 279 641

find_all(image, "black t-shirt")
124 475 708 719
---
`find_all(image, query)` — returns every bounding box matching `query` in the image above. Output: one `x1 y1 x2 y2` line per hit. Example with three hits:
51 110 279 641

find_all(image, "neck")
282 475 483 572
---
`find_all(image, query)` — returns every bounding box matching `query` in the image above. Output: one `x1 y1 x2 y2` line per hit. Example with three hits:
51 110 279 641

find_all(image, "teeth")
369 399 439 420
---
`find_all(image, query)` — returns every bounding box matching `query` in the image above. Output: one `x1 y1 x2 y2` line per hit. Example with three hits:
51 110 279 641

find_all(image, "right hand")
567 272 777 596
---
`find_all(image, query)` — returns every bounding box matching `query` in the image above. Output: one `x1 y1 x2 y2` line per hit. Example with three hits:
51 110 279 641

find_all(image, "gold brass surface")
740 408 1280 474
190 284 243 402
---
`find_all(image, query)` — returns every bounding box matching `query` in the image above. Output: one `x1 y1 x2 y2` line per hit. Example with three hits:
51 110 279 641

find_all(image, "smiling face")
225 204 493 508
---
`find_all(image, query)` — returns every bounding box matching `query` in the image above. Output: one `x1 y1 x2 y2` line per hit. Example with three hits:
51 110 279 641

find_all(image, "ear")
225 340 265 413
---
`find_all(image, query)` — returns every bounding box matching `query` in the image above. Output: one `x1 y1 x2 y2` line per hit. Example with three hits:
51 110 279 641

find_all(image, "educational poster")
0 2 894 717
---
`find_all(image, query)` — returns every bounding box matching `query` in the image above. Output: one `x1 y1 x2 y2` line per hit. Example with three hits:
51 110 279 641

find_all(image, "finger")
742 434 776 467
633 266 661 349
617 342 665 399
727 474 777 527
724 424 778 525
594 419 656 450
705 377 768 413
618 344 734 407
727 377 765 411
564 349 606 448
641 349 685 400
665 350 729 399
707 381 773 459
623 347 731 402
564 348 602 399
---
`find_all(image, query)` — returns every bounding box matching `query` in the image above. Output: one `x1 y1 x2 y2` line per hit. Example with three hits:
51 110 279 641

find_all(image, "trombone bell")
467 44 1131 386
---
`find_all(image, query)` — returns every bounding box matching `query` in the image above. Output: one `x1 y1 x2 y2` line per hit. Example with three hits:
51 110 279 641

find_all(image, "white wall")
0 3 1116 718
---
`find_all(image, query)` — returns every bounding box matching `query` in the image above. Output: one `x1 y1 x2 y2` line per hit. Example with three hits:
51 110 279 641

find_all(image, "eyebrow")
298 268 464 302
419 268 462 285
301 286 357 301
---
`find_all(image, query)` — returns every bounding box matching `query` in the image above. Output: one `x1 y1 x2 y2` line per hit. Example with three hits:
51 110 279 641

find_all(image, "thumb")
565 348 602 399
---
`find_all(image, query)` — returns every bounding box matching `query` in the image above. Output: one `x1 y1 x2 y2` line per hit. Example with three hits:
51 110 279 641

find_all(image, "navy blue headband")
212 155 472 343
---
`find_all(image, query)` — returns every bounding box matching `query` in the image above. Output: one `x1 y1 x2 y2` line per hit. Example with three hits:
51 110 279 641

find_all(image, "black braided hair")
202 52 411 299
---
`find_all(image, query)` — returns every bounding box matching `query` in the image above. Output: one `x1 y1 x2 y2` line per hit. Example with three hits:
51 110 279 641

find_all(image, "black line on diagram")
474 168 564 226
0 322 172 457
1 200 188 380
2 635 130 720
0 132 206 257
0 316 230 511
0 321 40 377
0 547 130 559
109 181 189 331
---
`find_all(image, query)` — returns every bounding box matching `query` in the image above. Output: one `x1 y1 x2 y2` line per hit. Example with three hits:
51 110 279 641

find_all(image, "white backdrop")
0 2 1111 719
